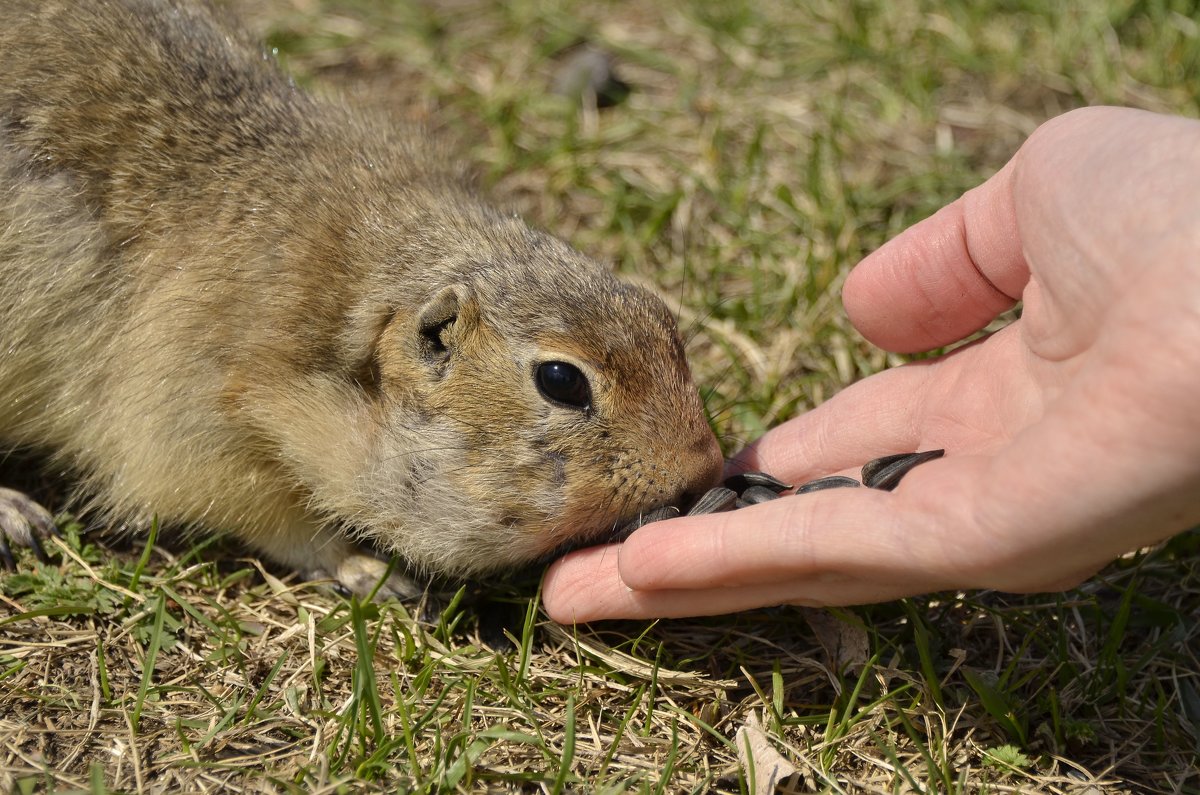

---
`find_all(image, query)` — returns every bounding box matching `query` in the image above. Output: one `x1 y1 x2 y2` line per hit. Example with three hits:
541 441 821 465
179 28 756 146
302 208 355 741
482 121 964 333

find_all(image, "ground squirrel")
0 0 723 596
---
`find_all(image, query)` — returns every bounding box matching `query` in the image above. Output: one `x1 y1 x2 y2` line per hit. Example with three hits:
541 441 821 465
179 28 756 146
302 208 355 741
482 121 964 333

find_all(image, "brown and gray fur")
0 0 722 594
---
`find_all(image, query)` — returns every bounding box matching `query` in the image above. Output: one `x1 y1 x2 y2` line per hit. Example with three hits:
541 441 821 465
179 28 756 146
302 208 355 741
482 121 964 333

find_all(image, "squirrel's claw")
0 487 58 567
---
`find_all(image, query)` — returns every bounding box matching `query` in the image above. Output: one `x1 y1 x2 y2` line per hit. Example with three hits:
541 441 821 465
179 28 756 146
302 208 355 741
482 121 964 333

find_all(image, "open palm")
543 106 1200 622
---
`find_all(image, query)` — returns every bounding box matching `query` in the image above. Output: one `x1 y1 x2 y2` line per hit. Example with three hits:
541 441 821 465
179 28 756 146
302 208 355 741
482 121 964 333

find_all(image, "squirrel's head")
301 208 724 577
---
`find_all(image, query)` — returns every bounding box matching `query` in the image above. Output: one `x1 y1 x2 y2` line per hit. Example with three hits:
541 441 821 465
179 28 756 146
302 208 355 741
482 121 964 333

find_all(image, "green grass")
4 0 1200 791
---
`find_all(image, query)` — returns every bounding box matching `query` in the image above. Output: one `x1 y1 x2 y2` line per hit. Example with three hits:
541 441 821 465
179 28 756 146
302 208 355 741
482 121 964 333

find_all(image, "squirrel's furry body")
0 0 722 593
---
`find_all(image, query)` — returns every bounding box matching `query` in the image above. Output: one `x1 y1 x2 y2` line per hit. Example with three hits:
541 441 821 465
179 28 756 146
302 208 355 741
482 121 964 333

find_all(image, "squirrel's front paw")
307 552 426 602
0 487 59 568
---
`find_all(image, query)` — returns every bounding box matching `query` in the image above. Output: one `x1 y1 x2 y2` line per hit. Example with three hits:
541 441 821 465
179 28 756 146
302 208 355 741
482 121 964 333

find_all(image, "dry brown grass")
4 529 1198 791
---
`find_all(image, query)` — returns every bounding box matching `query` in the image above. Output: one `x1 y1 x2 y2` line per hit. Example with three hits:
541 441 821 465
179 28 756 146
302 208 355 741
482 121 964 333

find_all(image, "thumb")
843 158 1026 353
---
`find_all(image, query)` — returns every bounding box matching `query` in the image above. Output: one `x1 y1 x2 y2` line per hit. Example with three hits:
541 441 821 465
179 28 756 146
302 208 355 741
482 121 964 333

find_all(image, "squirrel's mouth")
533 495 694 566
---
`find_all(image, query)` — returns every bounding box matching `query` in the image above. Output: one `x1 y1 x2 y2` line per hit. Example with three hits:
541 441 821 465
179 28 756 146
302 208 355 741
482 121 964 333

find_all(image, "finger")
843 157 1027 353
541 544 926 622
542 548 1101 622
729 360 936 481
731 323 1026 480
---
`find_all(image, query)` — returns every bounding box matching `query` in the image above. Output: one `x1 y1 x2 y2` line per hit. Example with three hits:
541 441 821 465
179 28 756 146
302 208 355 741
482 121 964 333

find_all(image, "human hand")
543 106 1200 622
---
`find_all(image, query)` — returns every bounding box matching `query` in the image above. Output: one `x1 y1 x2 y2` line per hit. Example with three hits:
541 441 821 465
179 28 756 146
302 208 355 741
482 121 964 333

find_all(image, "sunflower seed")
860 453 911 485
861 449 945 491
740 485 782 505
793 475 862 494
686 486 739 516
647 505 682 522
723 471 792 493
616 504 681 537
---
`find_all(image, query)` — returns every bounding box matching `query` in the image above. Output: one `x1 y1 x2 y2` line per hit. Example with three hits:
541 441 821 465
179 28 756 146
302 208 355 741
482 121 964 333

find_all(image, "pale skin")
542 106 1200 623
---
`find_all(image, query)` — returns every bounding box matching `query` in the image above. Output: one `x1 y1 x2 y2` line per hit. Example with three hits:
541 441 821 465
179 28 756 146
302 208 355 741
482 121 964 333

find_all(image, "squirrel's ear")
417 284 477 368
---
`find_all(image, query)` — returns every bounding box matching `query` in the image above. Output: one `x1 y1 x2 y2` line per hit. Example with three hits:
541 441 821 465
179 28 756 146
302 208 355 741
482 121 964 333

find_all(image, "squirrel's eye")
536 361 591 410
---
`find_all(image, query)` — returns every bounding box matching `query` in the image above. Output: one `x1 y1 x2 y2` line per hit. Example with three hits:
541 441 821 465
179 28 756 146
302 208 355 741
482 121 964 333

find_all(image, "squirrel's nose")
676 431 724 506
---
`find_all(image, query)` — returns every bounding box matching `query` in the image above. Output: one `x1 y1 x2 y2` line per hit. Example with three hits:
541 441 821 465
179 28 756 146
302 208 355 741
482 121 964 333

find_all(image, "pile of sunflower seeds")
618 449 945 535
